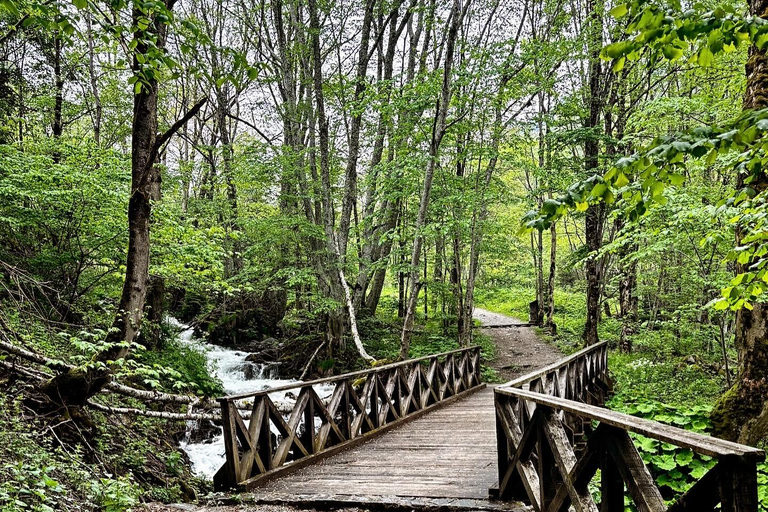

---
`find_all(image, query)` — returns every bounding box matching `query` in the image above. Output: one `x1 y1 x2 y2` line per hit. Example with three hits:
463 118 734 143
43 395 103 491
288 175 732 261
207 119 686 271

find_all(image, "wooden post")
720 458 759 512
600 441 624 512
258 396 274 471
537 409 560 510
341 380 352 440
494 393 513 500
302 387 316 454
371 373 380 428
218 399 240 489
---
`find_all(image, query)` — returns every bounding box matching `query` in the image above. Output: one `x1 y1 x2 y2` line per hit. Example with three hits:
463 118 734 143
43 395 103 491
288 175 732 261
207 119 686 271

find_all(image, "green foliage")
609 396 768 510
89 476 142 512
0 461 64 512
136 336 224 397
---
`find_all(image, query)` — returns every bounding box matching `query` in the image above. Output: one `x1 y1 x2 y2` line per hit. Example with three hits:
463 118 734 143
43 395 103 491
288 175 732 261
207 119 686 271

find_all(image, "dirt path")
473 307 562 383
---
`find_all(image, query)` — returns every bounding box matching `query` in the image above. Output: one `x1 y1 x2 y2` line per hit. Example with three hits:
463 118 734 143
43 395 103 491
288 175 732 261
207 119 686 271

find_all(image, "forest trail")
141 309 560 512
473 307 562 383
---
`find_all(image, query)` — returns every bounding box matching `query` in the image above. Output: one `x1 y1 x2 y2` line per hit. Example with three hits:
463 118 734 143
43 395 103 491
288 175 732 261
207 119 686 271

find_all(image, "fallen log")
0 346 310 417
86 401 221 421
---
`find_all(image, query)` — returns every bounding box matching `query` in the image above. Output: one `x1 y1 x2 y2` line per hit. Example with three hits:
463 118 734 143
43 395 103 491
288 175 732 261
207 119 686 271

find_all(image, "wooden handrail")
498 387 765 461
492 342 765 511
222 345 482 401
215 345 484 491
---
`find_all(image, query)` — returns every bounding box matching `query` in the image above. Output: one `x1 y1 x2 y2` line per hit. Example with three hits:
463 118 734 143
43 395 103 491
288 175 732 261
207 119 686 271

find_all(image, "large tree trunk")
42 0 174 406
711 0 768 443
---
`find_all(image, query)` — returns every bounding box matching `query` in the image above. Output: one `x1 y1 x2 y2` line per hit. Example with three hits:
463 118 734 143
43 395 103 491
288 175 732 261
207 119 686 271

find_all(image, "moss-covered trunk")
711 0 768 444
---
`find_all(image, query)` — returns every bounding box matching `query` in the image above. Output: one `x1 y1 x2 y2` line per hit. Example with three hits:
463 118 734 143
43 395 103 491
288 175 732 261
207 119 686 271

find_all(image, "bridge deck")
253 388 526 510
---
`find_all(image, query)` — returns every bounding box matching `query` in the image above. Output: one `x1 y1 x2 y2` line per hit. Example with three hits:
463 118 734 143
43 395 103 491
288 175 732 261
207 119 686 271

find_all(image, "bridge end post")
215 398 240 491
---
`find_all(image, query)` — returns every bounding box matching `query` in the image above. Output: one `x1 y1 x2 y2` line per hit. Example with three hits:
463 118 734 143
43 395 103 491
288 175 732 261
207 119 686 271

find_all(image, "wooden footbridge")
213 343 765 511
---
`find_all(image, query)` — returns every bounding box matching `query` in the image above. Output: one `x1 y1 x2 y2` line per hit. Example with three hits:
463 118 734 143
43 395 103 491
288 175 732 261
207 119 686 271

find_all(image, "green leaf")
610 3 628 18
0 0 20 16
698 47 714 67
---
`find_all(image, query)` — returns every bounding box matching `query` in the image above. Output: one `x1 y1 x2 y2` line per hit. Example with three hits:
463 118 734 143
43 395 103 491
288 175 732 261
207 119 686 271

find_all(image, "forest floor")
473 307 561 383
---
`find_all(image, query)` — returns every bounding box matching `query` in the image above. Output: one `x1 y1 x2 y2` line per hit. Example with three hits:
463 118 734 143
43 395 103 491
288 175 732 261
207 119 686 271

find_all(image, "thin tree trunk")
308 0 370 361
582 0 604 346
52 33 63 141
337 0 377 258
400 0 465 359
546 220 556 330
86 13 102 145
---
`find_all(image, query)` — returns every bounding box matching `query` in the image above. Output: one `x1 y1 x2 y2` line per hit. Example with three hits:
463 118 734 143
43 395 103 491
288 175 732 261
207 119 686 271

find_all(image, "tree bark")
42 0 185 406
337 0 377 259
86 13 102 145
711 0 768 443
546 220 557 331
582 0 605 346
52 33 63 140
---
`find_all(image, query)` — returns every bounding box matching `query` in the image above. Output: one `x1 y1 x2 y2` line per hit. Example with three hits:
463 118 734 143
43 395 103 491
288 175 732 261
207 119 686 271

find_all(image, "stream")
169 318 319 480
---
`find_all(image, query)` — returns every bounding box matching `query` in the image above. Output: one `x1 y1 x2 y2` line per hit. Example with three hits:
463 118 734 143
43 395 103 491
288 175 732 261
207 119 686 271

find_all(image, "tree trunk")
546 220 556 331
582 0 604 346
86 13 102 145
399 0 464 359
337 0 376 259
308 0 370 361
52 33 63 140
42 0 176 406
711 0 768 443
139 275 165 350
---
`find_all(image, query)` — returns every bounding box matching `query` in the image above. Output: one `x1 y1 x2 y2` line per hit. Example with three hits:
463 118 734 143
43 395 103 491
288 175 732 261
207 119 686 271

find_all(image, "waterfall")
169 318 305 479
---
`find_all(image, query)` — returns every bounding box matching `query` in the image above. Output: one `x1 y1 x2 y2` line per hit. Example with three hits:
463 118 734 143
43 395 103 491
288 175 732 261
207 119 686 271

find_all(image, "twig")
300 342 326 381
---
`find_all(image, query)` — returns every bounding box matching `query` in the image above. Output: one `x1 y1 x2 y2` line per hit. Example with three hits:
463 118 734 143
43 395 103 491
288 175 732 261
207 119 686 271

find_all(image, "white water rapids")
169 318 330 480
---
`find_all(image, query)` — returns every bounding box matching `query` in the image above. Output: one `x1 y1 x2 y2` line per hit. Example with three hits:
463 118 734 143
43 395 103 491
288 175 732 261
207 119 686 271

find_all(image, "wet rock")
239 362 259 380
184 420 220 444
203 287 289 347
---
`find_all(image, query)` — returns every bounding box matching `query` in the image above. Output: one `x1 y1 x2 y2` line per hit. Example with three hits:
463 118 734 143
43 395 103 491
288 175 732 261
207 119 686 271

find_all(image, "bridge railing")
214 345 484 490
493 342 765 512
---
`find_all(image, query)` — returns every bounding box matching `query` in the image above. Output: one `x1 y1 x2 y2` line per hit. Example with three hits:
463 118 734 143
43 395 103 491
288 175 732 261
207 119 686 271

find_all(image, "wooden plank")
540 409 598 512
719 457 759 512
236 384 487 491
217 399 241 490
599 441 623 512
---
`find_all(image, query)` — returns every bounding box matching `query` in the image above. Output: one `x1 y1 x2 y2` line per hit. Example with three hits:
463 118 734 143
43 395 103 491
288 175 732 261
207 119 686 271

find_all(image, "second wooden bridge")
213 343 765 511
